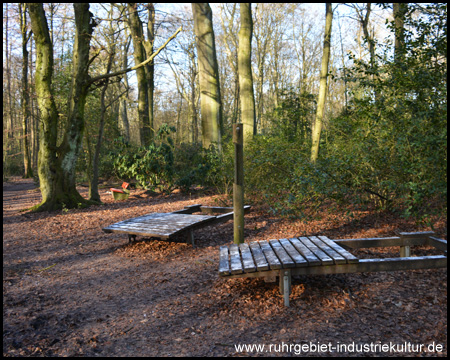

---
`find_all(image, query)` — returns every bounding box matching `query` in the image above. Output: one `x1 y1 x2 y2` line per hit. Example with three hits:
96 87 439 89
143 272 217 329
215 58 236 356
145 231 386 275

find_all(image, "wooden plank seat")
103 204 251 246
218 233 447 307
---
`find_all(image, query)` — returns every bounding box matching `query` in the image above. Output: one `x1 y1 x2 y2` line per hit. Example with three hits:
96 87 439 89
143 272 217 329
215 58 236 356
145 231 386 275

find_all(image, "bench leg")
187 229 195 247
128 234 136 243
279 269 291 307
400 245 410 257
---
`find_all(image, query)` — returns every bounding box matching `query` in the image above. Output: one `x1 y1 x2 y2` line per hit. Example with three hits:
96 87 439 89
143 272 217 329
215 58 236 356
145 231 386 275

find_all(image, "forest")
3 3 448 357
3 3 447 219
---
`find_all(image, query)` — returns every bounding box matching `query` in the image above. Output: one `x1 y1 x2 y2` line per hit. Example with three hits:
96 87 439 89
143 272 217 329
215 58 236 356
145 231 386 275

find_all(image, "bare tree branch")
88 26 182 85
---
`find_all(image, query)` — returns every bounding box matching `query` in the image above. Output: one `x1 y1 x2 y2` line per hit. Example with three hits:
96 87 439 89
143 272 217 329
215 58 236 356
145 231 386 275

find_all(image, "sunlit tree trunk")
311 3 333 163
127 3 149 146
192 3 222 151
238 3 256 142
20 3 33 178
145 4 155 142
127 3 155 146
28 2 66 211
28 3 96 211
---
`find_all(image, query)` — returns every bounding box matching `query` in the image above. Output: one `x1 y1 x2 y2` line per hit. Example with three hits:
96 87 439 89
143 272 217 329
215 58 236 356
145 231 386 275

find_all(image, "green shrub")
112 125 175 192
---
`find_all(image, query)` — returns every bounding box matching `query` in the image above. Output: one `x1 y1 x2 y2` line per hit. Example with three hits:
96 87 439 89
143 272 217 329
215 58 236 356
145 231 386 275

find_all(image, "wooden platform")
103 204 251 246
219 236 359 276
219 232 447 307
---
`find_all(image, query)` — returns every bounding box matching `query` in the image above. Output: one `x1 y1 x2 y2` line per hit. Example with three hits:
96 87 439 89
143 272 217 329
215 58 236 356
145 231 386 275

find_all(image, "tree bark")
28 3 95 211
5 4 15 140
20 3 33 178
192 3 222 152
60 3 97 200
127 3 149 146
238 3 256 143
393 3 407 62
145 4 155 143
311 3 333 163
28 3 66 211
119 34 131 142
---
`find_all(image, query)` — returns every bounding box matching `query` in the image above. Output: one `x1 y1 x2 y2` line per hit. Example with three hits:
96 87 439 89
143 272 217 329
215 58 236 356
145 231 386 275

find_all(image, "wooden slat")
269 240 295 268
279 238 308 267
398 231 435 238
102 212 215 239
239 243 256 273
202 212 233 227
249 241 269 271
309 236 347 264
259 240 282 270
218 246 230 276
298 237 334 265
288 238 321 266
229 244 243 274
427 236 447 252
200 206 233 214
171 204 201 214
318 236 359 263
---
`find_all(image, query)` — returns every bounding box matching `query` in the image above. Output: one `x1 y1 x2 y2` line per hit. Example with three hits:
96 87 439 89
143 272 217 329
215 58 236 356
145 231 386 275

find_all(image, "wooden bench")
218 232 447 307
103 204 251 246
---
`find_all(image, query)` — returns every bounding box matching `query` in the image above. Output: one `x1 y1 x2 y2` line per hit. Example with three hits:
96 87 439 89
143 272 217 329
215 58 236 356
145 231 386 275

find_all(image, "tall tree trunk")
145 4 155 142
256 38 265 134
353 4 378 101
29 33 39 172
20 3 33 178
5 4 14 140
119 34 131 142
311 3 333 163
238 3 256 143
393 3 407 62
127 3 149 146
89 50 115 202
28 3 66 211
192 3 222 152
28 3 96 211
60 3 97 200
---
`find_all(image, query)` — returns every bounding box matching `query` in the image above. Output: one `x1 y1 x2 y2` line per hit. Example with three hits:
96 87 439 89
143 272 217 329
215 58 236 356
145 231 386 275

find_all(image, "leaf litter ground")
3 177 447 356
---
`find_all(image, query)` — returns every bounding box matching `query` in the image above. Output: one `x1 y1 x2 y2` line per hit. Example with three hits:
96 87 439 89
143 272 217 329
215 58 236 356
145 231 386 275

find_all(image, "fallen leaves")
3 178 447 357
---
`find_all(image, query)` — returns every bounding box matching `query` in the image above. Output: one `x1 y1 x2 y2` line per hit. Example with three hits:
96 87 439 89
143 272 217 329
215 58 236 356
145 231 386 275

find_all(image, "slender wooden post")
233 123 244 244
280 269 291 307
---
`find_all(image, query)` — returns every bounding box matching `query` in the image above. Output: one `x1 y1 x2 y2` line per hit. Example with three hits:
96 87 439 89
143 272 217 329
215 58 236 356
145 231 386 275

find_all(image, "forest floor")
3 176 447 357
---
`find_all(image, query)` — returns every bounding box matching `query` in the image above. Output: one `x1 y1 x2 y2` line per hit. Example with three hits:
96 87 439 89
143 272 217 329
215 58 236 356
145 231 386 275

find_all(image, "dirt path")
3 178 447 356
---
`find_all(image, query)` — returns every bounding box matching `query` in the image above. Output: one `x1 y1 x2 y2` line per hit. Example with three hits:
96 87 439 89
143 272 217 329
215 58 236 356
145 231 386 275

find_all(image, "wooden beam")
398 231 435 238
221 255 447 279
334 236 428 249
200 206 233 214
427 236 447 252
290 255 447 276
171 204 202 214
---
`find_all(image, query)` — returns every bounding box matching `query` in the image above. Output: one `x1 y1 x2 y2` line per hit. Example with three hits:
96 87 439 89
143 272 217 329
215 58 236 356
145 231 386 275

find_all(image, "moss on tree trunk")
28 3 96 212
